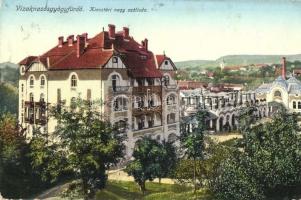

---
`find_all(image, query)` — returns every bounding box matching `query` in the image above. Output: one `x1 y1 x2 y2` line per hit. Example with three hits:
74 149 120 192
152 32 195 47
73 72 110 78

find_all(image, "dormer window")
140 55 147 60
112 56 118 63
71 75 77 88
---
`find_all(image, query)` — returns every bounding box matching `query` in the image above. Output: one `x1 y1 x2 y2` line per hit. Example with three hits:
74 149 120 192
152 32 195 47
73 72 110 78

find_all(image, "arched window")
274 91 281 97
40 76 45 87
71 75 77 87
112 74 120 92
29 76 34 87
167 95 176 105
29 93 34 102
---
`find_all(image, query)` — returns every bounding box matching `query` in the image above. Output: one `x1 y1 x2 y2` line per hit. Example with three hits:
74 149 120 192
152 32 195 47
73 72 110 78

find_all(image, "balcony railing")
132 86 161 94
133 105 162 116
164 84 178 90
110 86 130 93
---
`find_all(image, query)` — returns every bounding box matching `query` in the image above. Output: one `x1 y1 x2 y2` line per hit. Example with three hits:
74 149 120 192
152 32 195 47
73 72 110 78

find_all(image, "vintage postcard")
1 0 301 199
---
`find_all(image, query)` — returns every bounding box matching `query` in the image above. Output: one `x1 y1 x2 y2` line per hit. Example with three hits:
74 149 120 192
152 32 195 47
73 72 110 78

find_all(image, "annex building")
255 57 301 112
18 24 180 157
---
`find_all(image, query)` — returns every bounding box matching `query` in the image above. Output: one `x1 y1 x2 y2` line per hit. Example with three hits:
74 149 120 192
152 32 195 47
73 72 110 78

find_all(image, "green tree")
211 110 301 199
0 83 18 115
0 113 45 198
157 140 177 183
180 110 208 193
125 137 176 194
30 98 125 199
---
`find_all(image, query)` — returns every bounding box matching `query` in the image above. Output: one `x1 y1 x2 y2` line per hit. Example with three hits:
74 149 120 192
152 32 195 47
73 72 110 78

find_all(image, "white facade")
19 57 180 157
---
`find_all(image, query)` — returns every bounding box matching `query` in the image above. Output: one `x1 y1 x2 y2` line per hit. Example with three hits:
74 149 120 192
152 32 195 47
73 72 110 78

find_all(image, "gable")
27 62 47 72
104 55 126 69
160 59 174 70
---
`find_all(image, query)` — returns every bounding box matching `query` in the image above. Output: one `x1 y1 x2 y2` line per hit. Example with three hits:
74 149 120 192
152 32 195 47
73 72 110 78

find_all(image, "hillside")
175 54 301 69
0 82 18 115
217 54 301 66
0 62 19 86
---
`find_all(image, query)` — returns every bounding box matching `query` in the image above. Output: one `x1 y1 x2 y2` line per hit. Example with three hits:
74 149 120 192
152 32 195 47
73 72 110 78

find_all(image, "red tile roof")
19 27 163 78
19 56 37 66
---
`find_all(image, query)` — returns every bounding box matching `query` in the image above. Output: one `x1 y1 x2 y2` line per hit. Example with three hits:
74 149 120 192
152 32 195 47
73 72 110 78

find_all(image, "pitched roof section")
156 54 177 70
19 56 38 66
19 26 164 78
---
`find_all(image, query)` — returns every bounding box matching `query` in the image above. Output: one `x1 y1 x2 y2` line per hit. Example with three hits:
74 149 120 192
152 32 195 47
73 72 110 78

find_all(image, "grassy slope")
96 180 211 200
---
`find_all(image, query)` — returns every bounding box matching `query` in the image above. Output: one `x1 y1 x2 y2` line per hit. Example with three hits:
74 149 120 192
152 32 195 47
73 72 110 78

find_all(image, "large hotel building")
18 24 180 156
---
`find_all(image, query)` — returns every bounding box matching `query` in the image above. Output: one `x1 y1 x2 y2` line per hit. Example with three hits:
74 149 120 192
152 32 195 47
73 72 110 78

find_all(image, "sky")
0 0 301 63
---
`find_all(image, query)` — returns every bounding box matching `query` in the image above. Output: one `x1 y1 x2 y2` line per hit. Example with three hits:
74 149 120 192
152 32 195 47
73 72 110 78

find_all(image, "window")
137 78 144 86
70 97 76 109
138 117 145 130
40 76 45 87
71 75 77 87
167 113 176 124
164 75 170 86
29 93 34 102
40 93 45 102
112 56 118 63
298 102 301 109
146 78 154 86
293 101 296 109
21 84 24 92
113 97 128 111
30 76 34 87
112 74 120 92
114 120 127 133
140 55 147 60
165 60 168 65
167 95 176 105
274 91 281 97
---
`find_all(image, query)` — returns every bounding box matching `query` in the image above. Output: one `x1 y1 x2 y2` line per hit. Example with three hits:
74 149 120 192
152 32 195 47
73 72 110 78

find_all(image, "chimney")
76 35 85 58
46 57 50 67
123 27 129 38
67 35 74 46
82 33 88 47
282 57 286 80
58 36 64 47
108 24 115 38
144 38 148 51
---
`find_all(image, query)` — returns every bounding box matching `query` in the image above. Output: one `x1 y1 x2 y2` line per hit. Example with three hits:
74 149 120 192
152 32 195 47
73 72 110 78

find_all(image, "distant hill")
175 54 301 70
174 60 217 70
0 62 19 86
217 54 301 66
0 62 18 69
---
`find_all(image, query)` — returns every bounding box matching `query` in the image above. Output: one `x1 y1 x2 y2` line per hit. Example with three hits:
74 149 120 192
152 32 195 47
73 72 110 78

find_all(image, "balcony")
133 126 163 137
164 84 178 91
132 86 161 94
133 105 162 116
110 86 130 94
